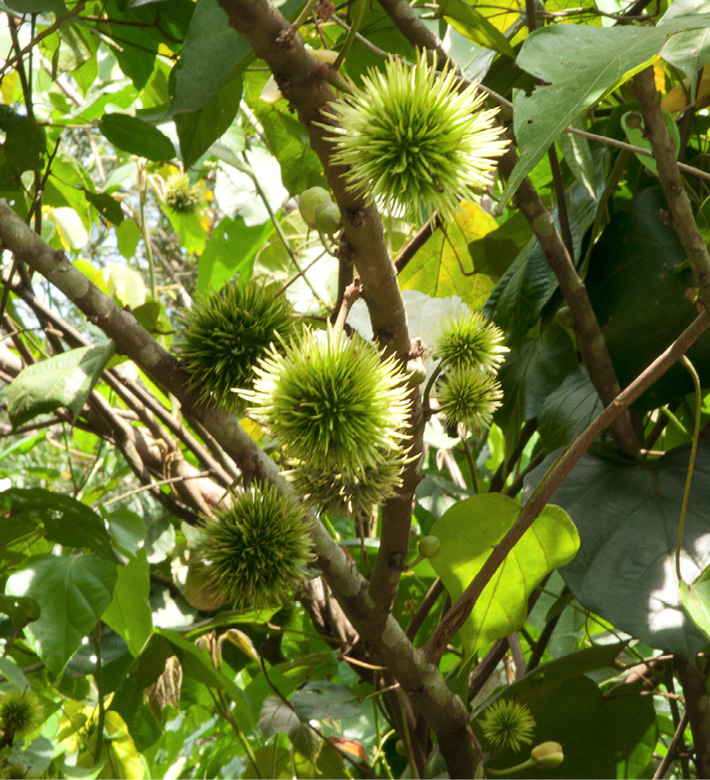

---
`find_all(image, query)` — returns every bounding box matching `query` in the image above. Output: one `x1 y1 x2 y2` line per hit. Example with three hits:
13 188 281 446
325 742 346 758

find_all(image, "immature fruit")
479 700 535 752
165 172 200 215
299 186 331 228
321 49 509 221
242 326 412 473
176 279 299 411
435 310 508 374
418 535 441 559
0 689 43 739
315 201 343 235
196 484 314 609
437 367 503 433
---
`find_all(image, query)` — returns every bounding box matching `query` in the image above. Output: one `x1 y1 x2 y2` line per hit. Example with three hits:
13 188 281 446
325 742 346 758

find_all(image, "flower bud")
531 741 564 769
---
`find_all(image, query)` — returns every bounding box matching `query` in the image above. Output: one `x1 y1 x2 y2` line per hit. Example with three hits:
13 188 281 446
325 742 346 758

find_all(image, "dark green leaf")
100 114 175 161
290 681 361 721
8 342 115 427
538 369 603 451
6 553 117 677
102 551 152 656
83 189 124 224
524 443 710 656
0 109 46 174
259 697 321 761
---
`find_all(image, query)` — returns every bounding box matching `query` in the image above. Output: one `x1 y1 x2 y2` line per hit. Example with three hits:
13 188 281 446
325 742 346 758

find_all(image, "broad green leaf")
660 0 710 97
398 202 498 309
430 494 579 654
470 210 533 279
681 574 710 640
8 342 114 427
171 0 250 115
259 697 321 761
176 73 243 168
115 219 141 260
106 509 147 557
501 17 710 207
197 215 270 294
495 323 578 447
48 206 89 249
478 672 657 778
100 114 175 162
586 187 710 410
5 0 65 10
0 108 46 173
0 655 31 689
538 369 603 451
6 735 54 777
0 488 117 563
6 553 117 677
290 681 361 721
83 189 124 224
102 551 152 656
436 0 515 57
524 443 710 657
0 595 40 627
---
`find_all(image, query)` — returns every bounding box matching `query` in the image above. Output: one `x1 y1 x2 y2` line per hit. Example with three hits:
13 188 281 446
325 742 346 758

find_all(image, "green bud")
299 186 331 228
419 535 441 559
395 739 407 756
315 201 343 235
531 741 564 769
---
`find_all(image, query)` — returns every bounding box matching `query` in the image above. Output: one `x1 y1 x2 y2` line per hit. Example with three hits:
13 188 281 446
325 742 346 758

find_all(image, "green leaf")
171 0 250 115
621 109 680 174
197 216 270 294
176 73 243 168
470 210 533 278
8 342 114 427
83 189 124 224
495 323 578 446
586 187 710 410
115 219 141 260
0 487 118 563
398 202 498 309
259 697 321 761
430 494 579 654
660 0 710 97
6 553 117 677
524 443 710 657
100 114 175 161
501 18 710 207
102 551 152 657
290 681 361 721
0 595 40 627
681 574 710 640
479 672 657 778
538 369 603 451
436 0 515 57
0 655 31 689
0 108 46 174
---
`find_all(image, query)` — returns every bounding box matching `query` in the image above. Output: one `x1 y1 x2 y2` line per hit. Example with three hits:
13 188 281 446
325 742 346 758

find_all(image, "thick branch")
0 200 481 779
217 0 422 633
634 67 710 311
424 310 710 661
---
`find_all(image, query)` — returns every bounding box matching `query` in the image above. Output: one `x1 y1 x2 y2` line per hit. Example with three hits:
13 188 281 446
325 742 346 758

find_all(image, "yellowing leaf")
661 64 710 111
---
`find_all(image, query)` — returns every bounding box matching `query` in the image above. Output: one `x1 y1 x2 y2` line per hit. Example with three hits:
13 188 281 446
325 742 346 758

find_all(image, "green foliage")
2 1 710 778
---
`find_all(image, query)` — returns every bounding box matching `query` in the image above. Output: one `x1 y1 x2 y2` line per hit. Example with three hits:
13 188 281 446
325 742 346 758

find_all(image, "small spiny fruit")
434 310 508 374
479 700 535 753
0 689 43 740
196 484 314 609
437 367 503 433
165 172 201 215
176 279 299 411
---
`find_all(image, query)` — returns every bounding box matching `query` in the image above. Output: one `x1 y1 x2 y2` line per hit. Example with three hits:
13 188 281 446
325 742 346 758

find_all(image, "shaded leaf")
290 681 361 721
436 0 515 57
100 114 175 162
8 342 114 428
431 494 579 654
102 551 152 656
538 369 603 451
259 697 320 761
524 443 710 656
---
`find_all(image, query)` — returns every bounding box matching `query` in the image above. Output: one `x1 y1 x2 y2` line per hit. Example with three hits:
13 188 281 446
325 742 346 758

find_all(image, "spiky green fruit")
176 280 299 411
0 689 43 738
321 49 508 221
165 173 200 214
242 326 412 473
479 700 535 753
287 451 406 519
196 484 314 609
435 310 508 374
437 368 503 433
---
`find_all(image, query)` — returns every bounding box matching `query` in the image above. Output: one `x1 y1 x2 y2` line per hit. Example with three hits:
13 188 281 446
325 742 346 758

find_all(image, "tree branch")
424 310 710 662
633 66 710 311
0 199 481 779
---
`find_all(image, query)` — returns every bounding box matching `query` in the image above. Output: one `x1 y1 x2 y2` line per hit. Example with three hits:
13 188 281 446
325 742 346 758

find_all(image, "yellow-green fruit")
418 535 440 559
181 558 228 611
531 741 564 769
299 186 331 228
315 201 343 235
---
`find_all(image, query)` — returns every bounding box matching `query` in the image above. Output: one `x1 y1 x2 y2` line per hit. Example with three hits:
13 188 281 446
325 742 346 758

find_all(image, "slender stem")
460 435 479 493
675 356 701 581
332 0 366 71
92 625 105 763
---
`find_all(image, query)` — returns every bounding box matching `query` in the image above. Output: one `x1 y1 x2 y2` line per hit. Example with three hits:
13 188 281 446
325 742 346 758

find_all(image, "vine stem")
675 355 701 582
332 0 366 70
